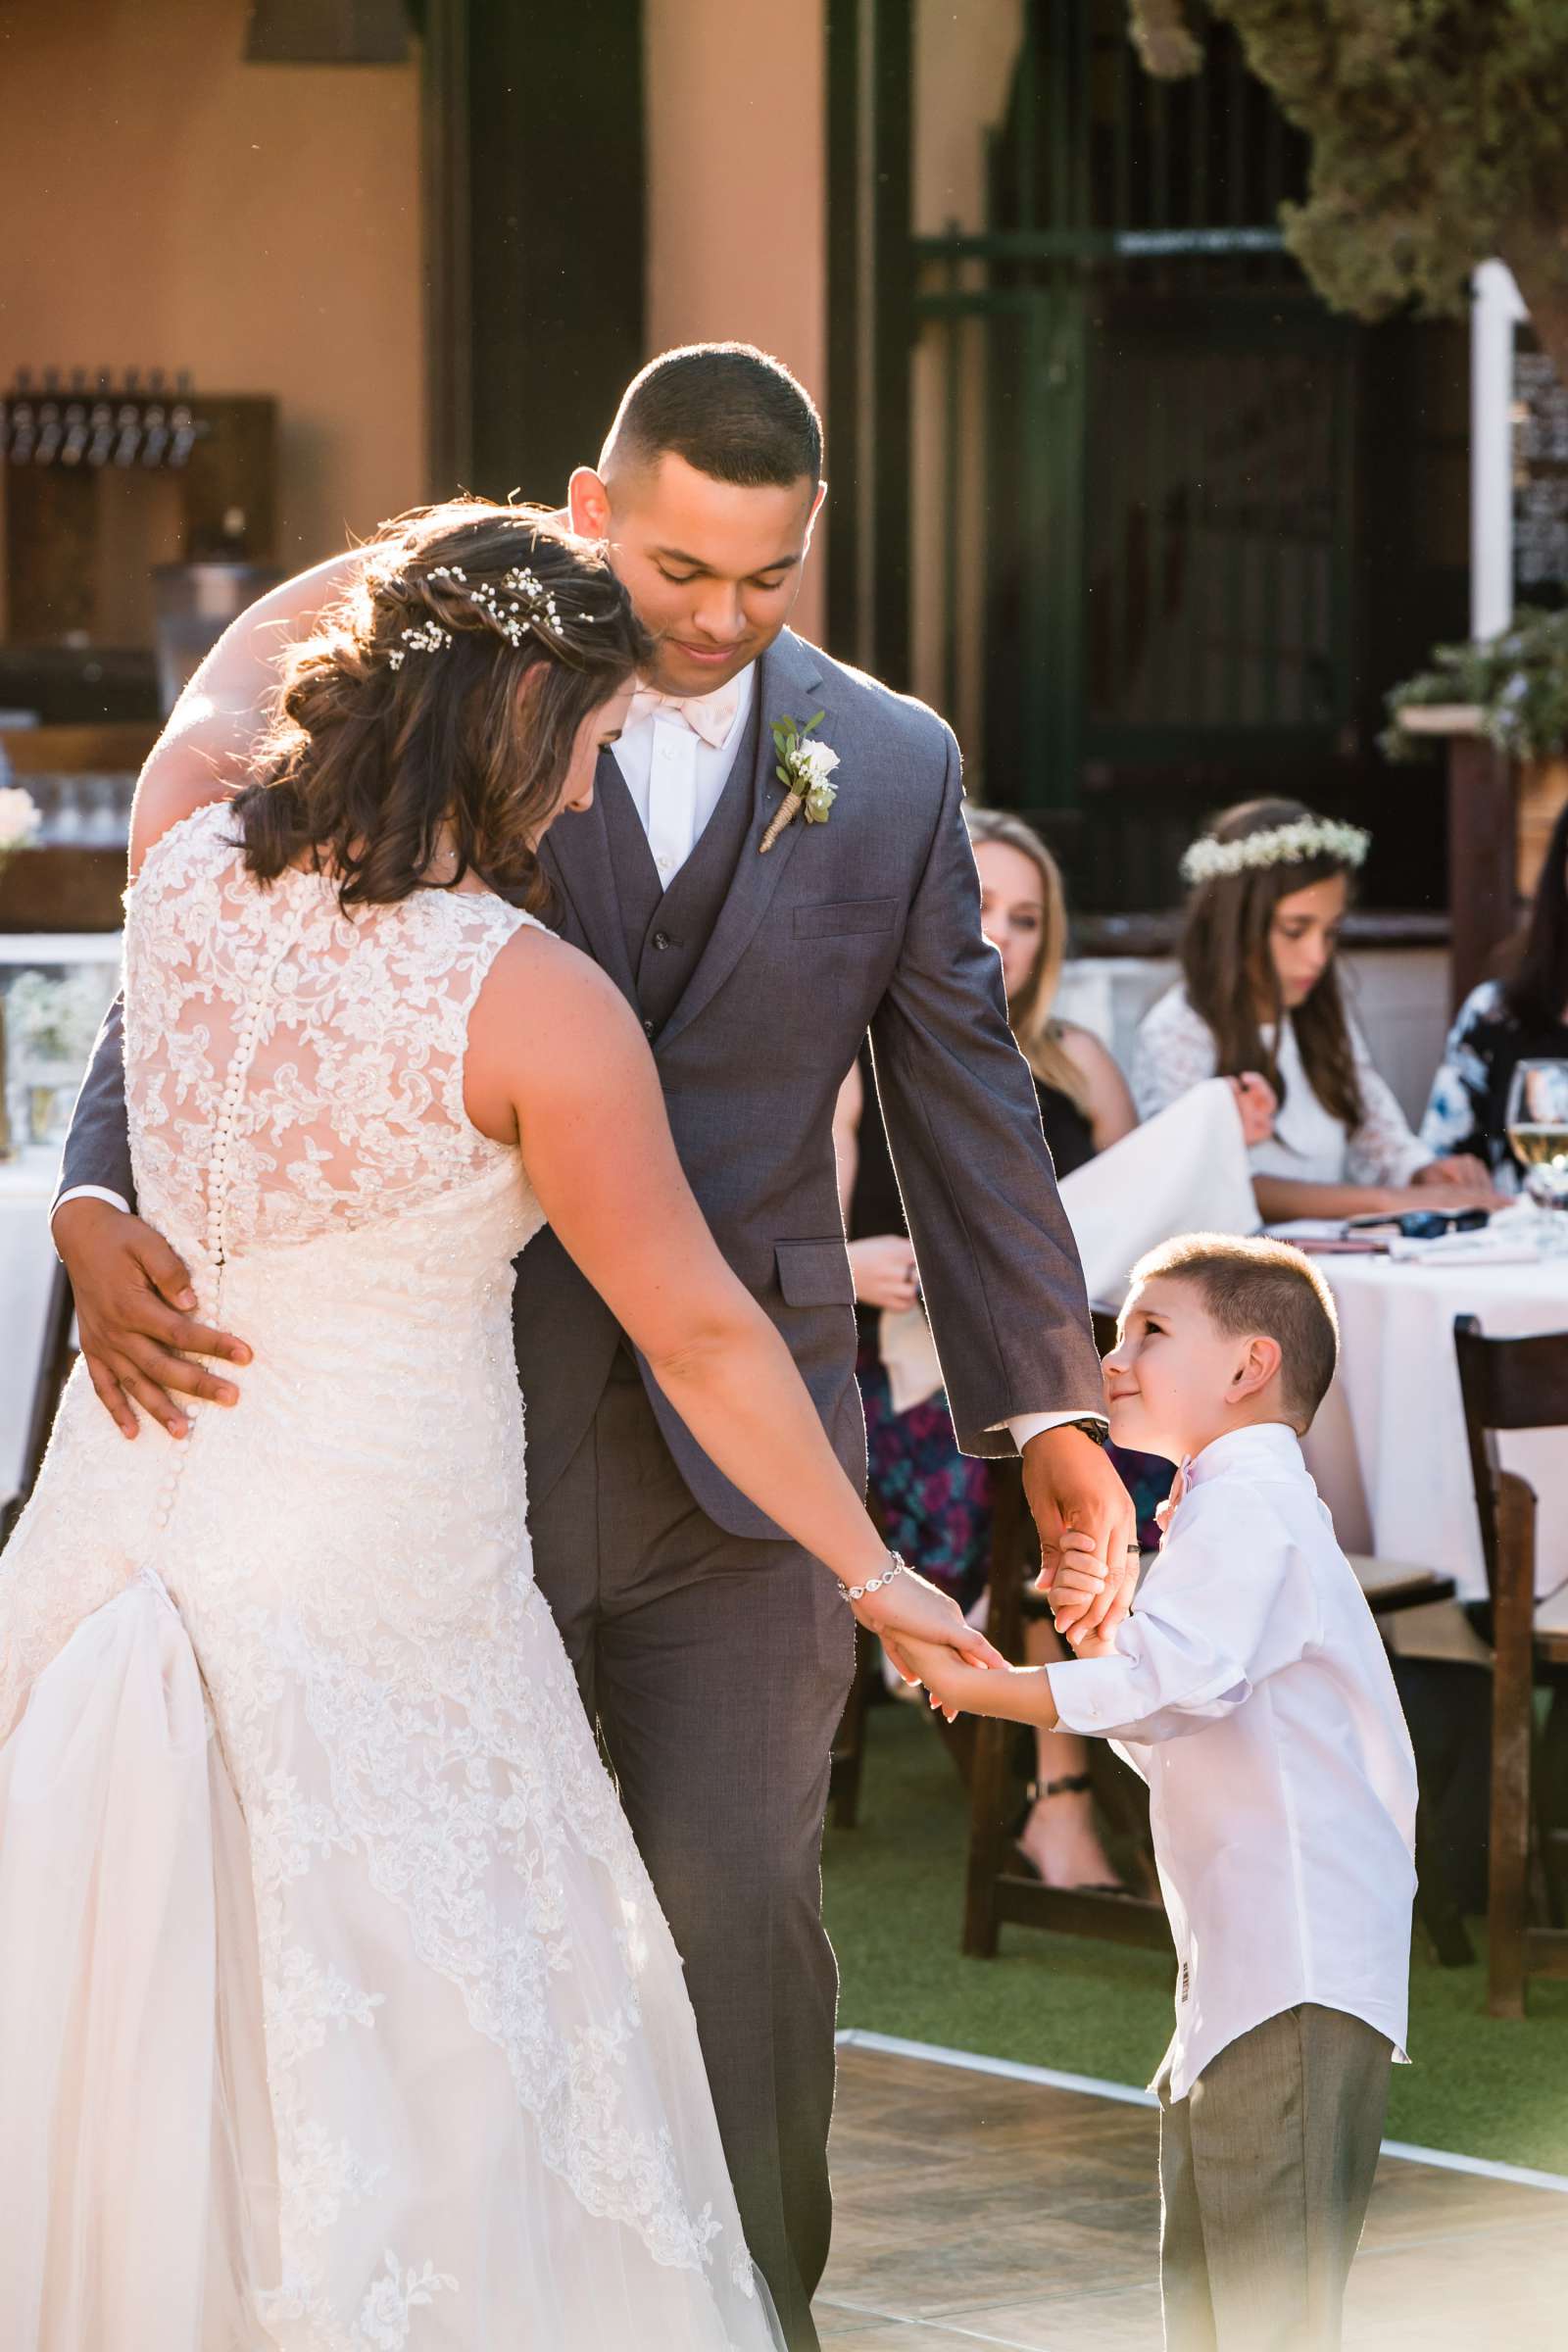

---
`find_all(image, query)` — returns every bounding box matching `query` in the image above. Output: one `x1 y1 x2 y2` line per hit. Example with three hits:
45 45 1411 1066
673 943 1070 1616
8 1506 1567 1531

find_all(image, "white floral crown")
385 563 603 670
1179 815 1371 888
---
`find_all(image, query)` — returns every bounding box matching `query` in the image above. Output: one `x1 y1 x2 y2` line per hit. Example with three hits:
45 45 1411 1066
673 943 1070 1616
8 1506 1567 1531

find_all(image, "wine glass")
1505 1058 1568 1251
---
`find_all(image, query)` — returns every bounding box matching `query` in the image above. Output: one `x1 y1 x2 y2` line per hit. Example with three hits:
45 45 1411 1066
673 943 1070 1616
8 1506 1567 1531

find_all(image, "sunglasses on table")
1343 1206 1492 1242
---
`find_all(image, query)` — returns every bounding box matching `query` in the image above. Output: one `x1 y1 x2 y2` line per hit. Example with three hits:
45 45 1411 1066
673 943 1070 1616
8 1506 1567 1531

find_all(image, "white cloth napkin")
1058 1078 1260 1308
879 1302 945 1415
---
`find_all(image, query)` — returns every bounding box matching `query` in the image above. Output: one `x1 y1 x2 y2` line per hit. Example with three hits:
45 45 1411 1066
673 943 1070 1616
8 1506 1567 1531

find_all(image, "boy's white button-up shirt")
1046 1421 1418 2100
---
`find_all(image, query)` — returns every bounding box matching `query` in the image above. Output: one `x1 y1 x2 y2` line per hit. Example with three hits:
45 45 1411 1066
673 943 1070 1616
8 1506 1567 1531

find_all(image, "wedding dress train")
0 802 783 2349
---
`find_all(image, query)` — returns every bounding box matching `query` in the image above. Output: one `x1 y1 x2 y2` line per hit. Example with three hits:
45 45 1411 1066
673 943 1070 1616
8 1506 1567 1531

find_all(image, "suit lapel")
656 632 827 1054
536 749 641 1008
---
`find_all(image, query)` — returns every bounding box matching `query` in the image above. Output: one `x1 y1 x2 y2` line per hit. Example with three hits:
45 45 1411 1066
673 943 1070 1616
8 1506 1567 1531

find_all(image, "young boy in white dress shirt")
905 1232 1418 2352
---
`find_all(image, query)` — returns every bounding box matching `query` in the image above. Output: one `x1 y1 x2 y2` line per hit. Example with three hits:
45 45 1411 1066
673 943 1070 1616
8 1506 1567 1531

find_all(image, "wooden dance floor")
818 2040 1568 2349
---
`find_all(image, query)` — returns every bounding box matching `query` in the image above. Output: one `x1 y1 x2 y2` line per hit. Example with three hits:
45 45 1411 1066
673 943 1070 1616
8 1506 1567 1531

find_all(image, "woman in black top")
832 808 1142 1892
1421 794 1568 1186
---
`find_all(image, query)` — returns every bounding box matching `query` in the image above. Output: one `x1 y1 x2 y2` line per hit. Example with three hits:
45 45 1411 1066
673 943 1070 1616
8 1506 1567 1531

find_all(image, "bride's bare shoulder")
465 918 650 1144
127 721 247 880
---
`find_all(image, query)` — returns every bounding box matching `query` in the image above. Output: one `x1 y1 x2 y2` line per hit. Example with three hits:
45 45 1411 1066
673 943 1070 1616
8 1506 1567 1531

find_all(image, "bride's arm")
466 930 1009 1665
130 548 365 874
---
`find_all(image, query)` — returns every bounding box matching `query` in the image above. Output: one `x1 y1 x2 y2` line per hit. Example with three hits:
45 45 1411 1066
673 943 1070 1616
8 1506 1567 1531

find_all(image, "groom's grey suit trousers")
57 628 1103 2352
529 1351 853 2350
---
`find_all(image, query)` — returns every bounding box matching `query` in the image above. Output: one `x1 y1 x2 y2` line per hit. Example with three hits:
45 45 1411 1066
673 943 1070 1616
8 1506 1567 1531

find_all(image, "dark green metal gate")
913 1 1359 903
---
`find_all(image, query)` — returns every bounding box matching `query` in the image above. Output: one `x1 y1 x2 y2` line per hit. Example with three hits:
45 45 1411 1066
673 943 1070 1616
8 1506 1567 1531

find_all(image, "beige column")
644 0 826 644
910 0 1023 763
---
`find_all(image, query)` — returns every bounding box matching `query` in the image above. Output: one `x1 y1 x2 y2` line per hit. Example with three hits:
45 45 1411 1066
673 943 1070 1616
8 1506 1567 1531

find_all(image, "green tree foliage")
1129 2 1568 382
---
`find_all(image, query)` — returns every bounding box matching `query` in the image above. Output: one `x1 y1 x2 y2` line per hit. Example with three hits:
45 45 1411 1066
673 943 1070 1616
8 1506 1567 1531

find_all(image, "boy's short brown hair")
1128 1232 1340 1430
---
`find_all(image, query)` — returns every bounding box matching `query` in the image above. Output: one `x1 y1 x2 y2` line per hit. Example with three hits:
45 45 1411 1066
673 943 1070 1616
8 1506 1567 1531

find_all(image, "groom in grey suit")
53 346 1132 2348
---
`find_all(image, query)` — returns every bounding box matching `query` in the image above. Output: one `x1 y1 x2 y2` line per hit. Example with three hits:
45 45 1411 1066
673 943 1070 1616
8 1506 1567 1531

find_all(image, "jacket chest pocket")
792 898 899 942
775 1240 856 1306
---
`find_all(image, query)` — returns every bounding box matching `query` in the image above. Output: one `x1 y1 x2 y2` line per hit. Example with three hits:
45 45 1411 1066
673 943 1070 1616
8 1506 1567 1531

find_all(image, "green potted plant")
1383 607 1568 895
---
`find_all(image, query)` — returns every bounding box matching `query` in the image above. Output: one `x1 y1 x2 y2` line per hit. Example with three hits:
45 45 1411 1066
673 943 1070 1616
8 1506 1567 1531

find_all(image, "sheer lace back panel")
122 801 533 1263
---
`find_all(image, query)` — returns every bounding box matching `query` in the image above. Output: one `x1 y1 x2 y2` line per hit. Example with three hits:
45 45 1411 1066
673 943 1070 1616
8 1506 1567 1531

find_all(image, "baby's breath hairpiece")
1179 814 1371 888
386 560 604 671
387 620 452 670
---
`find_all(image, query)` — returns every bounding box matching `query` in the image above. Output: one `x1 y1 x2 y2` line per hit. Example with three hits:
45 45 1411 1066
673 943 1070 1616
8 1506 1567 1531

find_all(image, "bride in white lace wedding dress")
0 507 1000 2350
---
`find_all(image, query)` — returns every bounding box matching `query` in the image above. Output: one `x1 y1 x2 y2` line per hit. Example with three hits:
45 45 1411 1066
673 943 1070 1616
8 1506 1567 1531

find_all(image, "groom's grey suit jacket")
58 627 1102 1541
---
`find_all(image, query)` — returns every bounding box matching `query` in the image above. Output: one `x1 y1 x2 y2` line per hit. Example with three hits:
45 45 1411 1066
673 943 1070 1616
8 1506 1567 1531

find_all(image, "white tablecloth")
1302 1247 1568 1605
0 1146 61 1504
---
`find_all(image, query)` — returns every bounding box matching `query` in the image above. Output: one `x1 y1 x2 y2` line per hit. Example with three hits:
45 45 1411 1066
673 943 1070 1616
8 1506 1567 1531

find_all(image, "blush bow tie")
1153 1456 1192 1545
626 678 742 752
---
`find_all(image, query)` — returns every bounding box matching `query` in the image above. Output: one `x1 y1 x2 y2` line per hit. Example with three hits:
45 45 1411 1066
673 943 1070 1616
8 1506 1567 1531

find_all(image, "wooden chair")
828 1499 977 1831
828 1620 876 1830
1347 1553 1472 1968
1453 1314 1568 2016
962 1454 1169 1957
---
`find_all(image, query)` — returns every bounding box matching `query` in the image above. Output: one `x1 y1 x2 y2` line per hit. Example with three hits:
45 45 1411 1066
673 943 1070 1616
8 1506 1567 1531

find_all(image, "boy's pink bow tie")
626 679 741 751
1153 1457 1192 1544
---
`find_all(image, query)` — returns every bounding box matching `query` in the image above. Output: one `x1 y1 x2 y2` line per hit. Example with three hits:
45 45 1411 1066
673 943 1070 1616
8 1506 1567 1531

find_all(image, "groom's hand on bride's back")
1022 1424 1138 1640
52 1198 251 1442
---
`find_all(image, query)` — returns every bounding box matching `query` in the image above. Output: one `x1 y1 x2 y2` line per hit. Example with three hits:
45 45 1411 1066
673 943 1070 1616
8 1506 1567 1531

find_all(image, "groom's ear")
567 467 612 538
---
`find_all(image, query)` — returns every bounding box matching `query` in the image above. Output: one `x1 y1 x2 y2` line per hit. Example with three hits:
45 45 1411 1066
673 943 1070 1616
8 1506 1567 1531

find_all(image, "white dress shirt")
1047 1421 1417 2099
612 662 757 883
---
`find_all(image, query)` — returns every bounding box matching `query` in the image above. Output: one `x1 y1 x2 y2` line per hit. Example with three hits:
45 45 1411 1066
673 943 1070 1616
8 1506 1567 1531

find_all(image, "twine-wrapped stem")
760 787 804 855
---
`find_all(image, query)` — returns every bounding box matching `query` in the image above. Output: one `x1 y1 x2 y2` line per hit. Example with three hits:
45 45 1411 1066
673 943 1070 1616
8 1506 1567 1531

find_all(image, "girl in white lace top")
1132 798 1498 1225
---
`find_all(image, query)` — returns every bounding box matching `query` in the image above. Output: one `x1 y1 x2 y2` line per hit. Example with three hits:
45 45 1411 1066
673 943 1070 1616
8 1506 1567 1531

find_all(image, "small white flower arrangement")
0 785 42 875
5 967 112 1066
1178 815 1370 888
760 711 841 853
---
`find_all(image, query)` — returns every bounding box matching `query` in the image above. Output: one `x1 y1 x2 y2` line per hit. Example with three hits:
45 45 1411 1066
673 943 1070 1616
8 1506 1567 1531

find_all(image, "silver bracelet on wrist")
842 1551 908 1604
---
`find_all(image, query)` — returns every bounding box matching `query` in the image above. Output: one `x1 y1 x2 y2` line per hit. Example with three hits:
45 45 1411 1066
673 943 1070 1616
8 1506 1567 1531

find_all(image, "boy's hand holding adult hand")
1022 1423 1136 1639
53 1198 251 1442
1054 1545 1123 1659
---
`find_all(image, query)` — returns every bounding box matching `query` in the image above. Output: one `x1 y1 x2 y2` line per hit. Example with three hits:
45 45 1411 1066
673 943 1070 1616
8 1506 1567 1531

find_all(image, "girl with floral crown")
1133 797 1499 1224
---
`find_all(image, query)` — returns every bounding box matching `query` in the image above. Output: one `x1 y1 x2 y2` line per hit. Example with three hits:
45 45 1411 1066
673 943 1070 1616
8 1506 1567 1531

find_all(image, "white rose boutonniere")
760 711 841 854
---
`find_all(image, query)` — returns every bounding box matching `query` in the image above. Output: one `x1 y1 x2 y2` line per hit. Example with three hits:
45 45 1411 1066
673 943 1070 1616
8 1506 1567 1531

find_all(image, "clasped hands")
858 1421 1136 1702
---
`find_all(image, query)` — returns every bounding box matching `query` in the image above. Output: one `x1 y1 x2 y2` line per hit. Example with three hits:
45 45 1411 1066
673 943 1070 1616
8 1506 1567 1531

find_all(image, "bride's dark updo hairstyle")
234 498 649 911
1180 796 1364 1129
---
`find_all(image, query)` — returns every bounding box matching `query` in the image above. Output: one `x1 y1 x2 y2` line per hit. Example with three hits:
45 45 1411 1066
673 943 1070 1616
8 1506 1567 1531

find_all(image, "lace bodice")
122 800 533 1263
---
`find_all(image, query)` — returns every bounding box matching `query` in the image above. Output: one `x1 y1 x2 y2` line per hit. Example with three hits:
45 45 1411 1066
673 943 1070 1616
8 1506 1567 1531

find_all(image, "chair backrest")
1452 1315 1568 1608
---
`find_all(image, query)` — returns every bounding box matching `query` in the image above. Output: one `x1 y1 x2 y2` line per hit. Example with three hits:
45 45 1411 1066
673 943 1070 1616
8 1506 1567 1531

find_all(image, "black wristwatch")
1061 1416 1110 1447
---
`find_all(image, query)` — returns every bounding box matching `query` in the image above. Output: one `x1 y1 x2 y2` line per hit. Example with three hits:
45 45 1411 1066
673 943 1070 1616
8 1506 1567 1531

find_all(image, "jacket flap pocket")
792 898 899 941
775 1239 856 1307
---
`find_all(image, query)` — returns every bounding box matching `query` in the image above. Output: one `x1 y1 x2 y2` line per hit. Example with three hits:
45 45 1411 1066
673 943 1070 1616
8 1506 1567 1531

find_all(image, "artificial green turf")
822 1701 1568 2176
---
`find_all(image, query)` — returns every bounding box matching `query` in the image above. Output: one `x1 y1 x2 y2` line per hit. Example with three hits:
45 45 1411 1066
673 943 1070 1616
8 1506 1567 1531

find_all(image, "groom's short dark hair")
601 343 823 490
